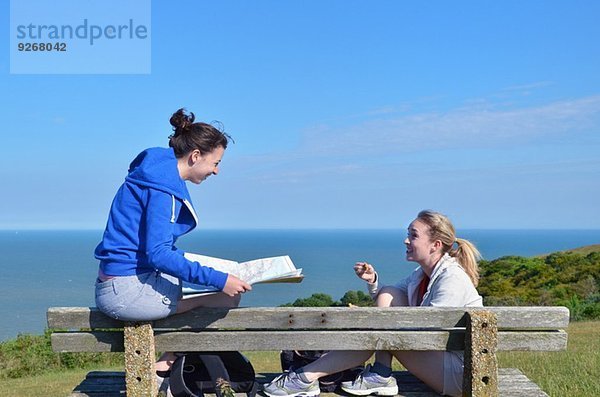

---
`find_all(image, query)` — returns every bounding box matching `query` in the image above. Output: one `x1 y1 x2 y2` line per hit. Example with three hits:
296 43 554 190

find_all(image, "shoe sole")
340 385 399 396
263 389 321 397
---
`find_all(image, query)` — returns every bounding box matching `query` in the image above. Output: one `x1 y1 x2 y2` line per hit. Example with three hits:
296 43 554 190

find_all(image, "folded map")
181 253 303 298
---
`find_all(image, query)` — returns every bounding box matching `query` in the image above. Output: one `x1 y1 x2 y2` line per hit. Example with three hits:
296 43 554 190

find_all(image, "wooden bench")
47 306 569 397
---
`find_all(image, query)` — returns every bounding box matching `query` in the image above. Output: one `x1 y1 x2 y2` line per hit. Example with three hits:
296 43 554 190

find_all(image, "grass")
497 320 599 396
564 244 600 255
536 243 600 257
0 367 114 396
1 321 597 397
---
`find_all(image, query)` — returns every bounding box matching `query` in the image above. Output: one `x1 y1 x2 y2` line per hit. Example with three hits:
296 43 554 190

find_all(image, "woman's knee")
391 351 445 395
230 293 242 307
376 286 407 307
176 291 242 313
219 292 242 308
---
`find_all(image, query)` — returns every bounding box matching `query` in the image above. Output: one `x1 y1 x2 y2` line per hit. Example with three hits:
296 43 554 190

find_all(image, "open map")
181 253 303 298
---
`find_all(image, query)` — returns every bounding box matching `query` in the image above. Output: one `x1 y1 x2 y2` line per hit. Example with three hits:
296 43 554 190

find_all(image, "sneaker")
341 364 398 396
263 371 321 397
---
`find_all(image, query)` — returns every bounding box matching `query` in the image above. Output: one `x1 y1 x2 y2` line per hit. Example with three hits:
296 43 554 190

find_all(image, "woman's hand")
222 274 252 296
354 262 376 283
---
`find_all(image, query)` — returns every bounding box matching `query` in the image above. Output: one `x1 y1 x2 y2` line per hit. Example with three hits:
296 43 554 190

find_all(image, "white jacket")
367 253 483 307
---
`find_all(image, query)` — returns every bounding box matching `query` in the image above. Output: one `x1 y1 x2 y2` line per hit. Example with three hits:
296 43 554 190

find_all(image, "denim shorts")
95 271 182 321
443 351 464 397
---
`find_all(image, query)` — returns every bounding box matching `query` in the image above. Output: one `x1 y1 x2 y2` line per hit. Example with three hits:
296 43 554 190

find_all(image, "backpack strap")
197 354 230 397
198 354 258 397
247 379 259 397
170 354 202 397
169 353 258 397
170 354 231 397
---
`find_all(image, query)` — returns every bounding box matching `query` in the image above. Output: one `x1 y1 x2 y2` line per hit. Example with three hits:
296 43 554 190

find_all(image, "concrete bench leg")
124 322 157 396
463 310 499 397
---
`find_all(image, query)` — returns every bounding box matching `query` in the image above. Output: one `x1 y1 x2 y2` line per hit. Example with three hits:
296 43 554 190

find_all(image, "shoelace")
273 372 292 387
352 369 369 386
352 365 376 387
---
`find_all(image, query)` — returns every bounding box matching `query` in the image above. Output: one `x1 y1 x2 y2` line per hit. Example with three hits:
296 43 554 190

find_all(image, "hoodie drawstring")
170 195 176 223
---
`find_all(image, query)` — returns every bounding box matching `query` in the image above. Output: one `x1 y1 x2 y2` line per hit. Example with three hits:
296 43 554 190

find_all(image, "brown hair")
168 108 232 158
416 210 481 287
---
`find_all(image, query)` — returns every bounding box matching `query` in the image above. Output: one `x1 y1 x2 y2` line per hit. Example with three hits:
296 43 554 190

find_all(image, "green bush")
0 330 122 379
281 290 373 307
339 290 374 307
280 292 337 307
479 250 600 320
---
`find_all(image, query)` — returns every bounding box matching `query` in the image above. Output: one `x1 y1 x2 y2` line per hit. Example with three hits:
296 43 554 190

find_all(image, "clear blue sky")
2 0 599 230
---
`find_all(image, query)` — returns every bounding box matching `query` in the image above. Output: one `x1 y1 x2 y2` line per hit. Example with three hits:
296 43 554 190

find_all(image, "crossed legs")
299 286 446 395
373 287 445 394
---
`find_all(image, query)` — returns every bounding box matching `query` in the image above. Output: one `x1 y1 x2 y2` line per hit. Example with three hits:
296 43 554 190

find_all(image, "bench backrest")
48 306 569 353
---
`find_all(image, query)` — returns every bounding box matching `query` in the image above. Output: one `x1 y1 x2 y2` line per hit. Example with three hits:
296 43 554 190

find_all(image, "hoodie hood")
95 147 225 289
125 147 190 201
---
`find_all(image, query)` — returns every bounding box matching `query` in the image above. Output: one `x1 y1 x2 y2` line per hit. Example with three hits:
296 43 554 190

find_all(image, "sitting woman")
264 210 483 397
94 108 251 388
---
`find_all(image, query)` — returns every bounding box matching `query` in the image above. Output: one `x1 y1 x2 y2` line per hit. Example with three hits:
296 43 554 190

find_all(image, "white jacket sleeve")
366 272 411 300
367 272 380 297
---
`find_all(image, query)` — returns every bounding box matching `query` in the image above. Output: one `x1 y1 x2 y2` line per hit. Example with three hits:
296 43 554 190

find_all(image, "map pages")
181 253 303 298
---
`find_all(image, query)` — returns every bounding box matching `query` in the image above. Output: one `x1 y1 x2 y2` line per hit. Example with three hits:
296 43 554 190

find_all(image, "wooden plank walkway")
69 368 548 397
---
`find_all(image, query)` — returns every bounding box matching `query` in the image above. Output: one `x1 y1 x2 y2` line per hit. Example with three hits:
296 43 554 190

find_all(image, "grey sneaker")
263 371 321 397
341 365 398 396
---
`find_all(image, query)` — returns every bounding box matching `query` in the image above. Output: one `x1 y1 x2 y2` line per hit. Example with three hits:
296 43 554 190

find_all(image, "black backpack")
170 351 258 397
280 350 363 392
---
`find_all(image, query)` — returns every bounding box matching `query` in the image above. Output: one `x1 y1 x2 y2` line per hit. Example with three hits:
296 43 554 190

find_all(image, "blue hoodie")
94 147 228 290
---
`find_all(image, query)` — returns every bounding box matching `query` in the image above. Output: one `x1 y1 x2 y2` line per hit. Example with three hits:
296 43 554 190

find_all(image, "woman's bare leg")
175 292 241 313
301 351 375 382
376 286 408 308
156 292 242 371
373 286 408 369
373 289 446 393
391 351 445 394
299 287 410 382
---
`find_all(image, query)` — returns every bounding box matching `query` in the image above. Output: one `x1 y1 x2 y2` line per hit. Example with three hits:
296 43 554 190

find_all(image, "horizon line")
2 227 600 232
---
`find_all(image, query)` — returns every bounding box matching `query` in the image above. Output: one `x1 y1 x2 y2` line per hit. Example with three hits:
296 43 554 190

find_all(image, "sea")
1 229 599 342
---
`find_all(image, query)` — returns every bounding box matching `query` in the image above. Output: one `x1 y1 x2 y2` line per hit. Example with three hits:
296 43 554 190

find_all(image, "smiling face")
404 218 438 264
186 146 225 184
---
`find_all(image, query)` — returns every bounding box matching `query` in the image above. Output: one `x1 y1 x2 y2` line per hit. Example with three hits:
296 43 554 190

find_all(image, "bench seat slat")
47 306 570 330
51 329 567 353
66 368 548 397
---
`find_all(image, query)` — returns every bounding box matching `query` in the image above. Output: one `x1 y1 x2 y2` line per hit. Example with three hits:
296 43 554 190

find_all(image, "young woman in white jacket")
264 210 483 397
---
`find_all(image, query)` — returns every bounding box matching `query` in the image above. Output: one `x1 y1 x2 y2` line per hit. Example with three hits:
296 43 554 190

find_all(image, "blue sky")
1 0 599 230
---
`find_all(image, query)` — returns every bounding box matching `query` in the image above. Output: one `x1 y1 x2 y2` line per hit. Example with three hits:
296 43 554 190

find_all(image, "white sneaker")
341 364 398 396
263 371 321 397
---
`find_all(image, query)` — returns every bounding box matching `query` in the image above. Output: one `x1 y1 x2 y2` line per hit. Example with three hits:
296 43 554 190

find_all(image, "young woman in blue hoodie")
94 108 251 376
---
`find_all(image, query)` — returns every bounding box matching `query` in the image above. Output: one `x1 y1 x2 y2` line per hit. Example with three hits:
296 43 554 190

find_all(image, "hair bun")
169 108 196 133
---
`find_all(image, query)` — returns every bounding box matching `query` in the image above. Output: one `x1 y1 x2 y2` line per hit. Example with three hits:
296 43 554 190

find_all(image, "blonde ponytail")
449 238 481 287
